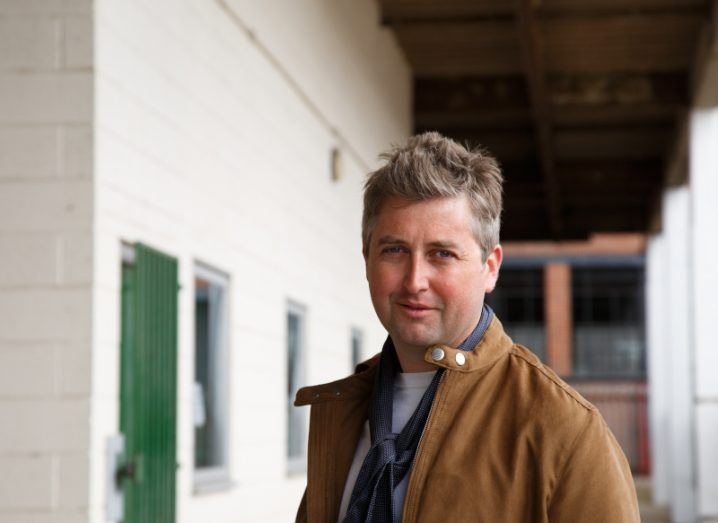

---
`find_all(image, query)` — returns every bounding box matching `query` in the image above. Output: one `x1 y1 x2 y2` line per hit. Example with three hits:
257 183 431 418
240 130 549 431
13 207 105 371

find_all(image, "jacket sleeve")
295 487 308 523
548 409 640 522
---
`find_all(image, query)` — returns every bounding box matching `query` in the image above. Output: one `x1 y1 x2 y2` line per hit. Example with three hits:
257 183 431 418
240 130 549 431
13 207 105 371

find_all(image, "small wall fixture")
330 146 342 182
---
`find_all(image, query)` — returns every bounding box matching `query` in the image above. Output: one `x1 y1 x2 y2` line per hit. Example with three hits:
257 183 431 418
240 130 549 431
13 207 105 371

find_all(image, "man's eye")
435 250 454 259
382 246 405 254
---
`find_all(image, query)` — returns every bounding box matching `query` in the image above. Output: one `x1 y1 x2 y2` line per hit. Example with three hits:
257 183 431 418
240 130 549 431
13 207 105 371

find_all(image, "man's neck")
392 311 489 372
394 344 436 373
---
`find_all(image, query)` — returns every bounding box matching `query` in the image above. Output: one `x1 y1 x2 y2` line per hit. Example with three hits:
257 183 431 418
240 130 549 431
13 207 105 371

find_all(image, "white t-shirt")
337 370 437 522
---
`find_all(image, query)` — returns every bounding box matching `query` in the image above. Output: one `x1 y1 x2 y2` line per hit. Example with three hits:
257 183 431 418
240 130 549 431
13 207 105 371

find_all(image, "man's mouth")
397 301 436 316
399 302 431 310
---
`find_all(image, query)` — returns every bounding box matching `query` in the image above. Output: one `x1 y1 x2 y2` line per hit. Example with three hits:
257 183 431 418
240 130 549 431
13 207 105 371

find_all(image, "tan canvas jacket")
294 317 640 522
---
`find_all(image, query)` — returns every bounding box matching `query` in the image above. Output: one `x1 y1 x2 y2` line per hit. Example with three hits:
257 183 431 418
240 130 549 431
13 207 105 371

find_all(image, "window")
193 264 230 489
572 266 645 377
486 267 546 361
287 302 307 473
351 327 363 371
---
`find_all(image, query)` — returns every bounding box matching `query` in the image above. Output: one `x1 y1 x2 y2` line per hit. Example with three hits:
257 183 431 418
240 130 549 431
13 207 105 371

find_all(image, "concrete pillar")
690 108 718 520
662 186 696 523
646 234 671 505
544 263 572 376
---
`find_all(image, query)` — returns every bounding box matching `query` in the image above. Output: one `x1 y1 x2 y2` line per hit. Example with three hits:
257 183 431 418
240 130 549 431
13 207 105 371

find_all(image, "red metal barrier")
567 379 650 474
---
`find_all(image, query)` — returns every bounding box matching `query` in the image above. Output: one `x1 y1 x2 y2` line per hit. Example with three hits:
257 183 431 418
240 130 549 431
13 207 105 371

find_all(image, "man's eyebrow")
428 240 461 250
377 235 406 245
376 237 462 250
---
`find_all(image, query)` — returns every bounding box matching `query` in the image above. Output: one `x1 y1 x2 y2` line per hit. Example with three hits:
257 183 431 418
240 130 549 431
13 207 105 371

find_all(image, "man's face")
365 195 502 353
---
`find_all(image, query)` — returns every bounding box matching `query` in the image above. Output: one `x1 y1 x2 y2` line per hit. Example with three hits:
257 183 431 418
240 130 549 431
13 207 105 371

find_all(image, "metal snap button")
431 347 445 361
455 352 466 366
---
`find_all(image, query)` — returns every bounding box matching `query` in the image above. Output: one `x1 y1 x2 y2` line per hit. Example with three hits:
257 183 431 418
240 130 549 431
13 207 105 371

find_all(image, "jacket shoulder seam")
294 368 375 406
509 345 595 413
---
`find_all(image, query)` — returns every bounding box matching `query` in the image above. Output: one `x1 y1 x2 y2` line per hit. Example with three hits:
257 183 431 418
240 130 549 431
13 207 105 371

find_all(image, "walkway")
636 476 670 523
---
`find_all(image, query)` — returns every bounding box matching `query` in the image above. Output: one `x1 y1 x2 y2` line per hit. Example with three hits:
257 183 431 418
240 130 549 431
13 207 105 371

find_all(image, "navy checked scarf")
343 305 494 523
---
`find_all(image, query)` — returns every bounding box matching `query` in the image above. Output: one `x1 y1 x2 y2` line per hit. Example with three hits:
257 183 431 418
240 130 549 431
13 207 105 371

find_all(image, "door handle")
115 460 135 486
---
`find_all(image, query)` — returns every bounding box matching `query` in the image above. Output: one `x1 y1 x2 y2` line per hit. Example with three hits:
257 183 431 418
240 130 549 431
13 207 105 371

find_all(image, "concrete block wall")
91 0 410 522
0 1 94 522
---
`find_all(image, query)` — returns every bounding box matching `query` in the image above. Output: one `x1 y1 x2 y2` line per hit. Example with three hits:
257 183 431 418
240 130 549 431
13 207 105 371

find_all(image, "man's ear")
483 244 503 293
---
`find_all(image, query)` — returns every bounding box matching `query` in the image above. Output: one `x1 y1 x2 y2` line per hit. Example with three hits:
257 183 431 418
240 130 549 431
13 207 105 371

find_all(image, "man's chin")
390 326 440 351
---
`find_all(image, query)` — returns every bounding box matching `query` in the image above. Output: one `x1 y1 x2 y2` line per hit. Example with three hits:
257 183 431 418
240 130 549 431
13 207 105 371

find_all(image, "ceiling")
377 0 715 240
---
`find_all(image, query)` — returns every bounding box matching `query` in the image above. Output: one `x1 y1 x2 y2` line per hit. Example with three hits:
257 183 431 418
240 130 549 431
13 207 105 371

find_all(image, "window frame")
192 262 232 492
350 327 364 371
286 300 308 475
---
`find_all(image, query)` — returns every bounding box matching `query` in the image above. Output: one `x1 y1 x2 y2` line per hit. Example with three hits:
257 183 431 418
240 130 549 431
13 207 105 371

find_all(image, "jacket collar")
294 316 513 406
423 315 513 373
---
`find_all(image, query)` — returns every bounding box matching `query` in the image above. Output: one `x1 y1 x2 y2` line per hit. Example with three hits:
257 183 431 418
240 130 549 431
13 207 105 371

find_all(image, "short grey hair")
362 132 503 260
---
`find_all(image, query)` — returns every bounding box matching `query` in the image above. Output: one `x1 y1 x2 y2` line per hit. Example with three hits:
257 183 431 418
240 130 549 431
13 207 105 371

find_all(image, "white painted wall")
0 1 94 522
91 1 410 522
220 0 411 164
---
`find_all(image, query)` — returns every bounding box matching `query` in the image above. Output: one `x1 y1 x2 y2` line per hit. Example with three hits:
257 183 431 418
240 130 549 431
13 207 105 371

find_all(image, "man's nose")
403 255 430 294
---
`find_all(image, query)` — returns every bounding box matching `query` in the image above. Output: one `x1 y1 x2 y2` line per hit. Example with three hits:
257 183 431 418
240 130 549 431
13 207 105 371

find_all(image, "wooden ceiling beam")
416 104 681 135
379 0 707 25
544 14 702 74
558 210 650 231
415 110 532 130
691 0 718 104
379 0 513 23
554 126 672 161
414 72 686 129
415 76 528 112
379 0 712 239
424 128 538 163
557 159 662 178
516 0 562 238
397 13 701 75
661 0 718 192
540 1 707 18
552 104 683 127
415 73 685 111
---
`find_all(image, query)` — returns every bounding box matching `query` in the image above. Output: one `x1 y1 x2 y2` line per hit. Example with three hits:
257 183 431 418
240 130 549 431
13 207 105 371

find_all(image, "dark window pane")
287 306 305 464
592 296 612 323
572 266 645 378
486 267 545 361
351 328 362 369
194 276 226 470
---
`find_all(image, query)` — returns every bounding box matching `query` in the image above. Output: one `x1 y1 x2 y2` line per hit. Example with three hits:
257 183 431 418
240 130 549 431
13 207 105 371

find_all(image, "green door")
119 243 179 523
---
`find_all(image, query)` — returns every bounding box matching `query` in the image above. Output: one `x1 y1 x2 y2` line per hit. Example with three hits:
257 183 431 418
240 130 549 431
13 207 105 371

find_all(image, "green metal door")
119 243 179 523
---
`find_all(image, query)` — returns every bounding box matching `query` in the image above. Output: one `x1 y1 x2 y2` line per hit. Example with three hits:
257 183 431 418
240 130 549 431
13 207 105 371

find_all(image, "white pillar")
662 186 696 523
690 108 718 520
646 234 671 505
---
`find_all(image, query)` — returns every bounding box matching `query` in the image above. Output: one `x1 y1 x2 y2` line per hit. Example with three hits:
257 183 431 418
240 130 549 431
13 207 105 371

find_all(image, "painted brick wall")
0 1 94 522
91 0 410 522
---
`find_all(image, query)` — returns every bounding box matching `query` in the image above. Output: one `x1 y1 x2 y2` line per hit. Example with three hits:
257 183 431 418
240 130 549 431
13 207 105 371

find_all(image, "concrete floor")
635 476 670 523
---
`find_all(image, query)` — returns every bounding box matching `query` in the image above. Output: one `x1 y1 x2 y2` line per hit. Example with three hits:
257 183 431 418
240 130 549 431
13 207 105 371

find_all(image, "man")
295 133 640 522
